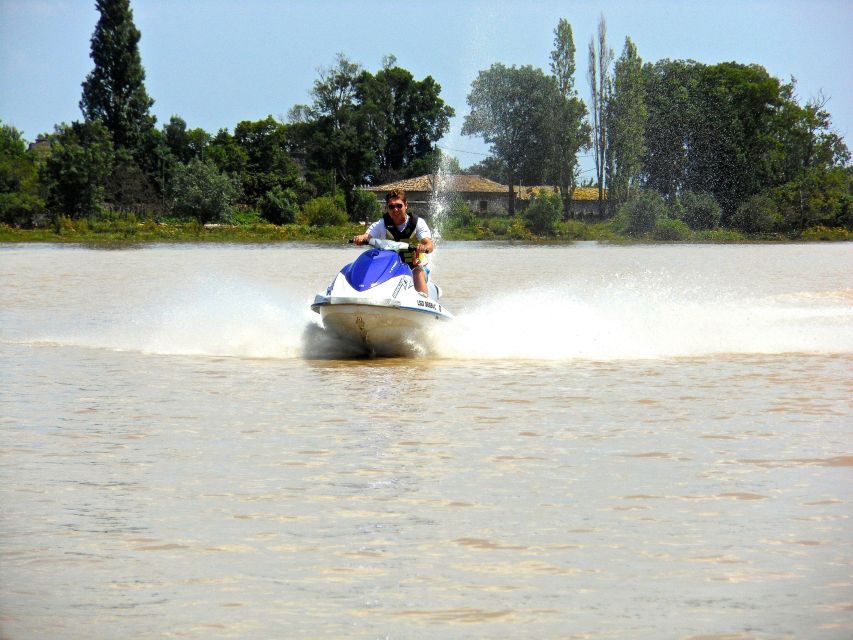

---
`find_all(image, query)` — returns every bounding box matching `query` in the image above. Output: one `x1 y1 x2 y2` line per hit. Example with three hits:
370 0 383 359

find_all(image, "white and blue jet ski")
311 238 453 356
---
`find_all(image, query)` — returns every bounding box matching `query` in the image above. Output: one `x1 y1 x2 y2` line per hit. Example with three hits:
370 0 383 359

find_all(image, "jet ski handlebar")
349 237 431 253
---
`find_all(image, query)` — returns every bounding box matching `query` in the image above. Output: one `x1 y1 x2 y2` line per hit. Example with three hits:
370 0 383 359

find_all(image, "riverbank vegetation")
1 1 850 244
3 204 848 246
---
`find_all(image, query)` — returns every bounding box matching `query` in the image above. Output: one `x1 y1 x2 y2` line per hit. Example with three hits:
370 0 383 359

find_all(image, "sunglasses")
387 203 404 210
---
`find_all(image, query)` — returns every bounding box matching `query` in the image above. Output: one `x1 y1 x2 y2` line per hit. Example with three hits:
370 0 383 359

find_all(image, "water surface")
1 242 851 639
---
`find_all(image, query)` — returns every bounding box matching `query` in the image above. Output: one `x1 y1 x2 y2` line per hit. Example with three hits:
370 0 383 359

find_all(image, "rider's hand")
352 234 368 245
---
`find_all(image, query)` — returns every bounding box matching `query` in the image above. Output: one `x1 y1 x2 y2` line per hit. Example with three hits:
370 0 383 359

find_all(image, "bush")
667 198 686 222
799 225 851 241
0 192 45 227
731 194 781 234
507 217 533 240
618 190 668 235
231 207 262 225
301 195 347 227
524 191 562 235
652 217 691 241
680 191 722 230
446 198 476 230
169 158 238 224
351 189 381 222
259 186 298 224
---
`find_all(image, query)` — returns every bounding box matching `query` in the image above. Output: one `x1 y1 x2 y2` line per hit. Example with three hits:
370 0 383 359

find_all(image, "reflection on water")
1 243 852 639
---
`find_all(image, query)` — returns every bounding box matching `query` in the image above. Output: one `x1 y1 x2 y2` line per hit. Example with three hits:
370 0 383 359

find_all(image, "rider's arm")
352 219 383 245
415 219 433 253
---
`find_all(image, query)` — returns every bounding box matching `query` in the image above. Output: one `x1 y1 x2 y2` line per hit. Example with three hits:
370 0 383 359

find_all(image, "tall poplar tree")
605 37 646 210
587 14 613 215
80 0 155 152
549 18 591 217
463 64 559 214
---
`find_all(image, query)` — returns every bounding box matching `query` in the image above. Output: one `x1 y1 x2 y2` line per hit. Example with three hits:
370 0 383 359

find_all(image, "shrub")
169 158 238 224
652 217 691 241
524 191 562 235
667 198 686 222
483 216 510 236
618 190 667 235
680 191 722 230
799 225 851 241
259 186 298 224
230 207 263 226
351 189 381 222
696 228 747 242
446 198 476 230
302 195 347 227
507 217 533 240
731 194 781 234
0 192 45 227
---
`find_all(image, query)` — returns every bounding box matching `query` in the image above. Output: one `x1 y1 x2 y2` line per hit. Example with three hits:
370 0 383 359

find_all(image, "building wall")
370 190 601 218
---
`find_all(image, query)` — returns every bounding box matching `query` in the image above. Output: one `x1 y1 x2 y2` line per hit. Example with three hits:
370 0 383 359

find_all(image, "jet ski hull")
313 299 450 356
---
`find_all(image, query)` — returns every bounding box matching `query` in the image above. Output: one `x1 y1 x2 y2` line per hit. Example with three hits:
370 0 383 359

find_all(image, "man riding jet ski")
351 188 433 294
311 189 452 356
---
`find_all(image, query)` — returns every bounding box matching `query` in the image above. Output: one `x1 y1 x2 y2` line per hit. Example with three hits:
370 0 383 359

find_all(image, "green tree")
606 37 646 212
0 122 46 226
549 19 592 217
302 194 347 227
406 148 461 179
163 116 210 164
587 14 614 215
351 189 381 222
524 190 563 235
641 59 698 200
206 128 249 178
689 62 785 220
80 0 155 152
358 66 454 183
232 116 305 206
772 166 852 232
462 63 560 214
107 148 164 215
259 185 299 224
45 121 114 219
169 158 239 224
731 193 781 234
300 54 381 219
774 93 850 183
292 55 455 219
462 156 507 183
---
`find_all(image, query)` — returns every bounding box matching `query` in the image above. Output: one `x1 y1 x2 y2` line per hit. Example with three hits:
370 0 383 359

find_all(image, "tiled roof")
517 185 603 201
365 174 604 201
365 174 509 194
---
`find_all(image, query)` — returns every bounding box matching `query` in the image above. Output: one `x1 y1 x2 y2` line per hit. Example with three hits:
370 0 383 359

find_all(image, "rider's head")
385 189 407 225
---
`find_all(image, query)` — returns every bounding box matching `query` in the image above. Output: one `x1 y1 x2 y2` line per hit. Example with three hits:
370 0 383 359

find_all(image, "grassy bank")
0 218 365 246
441 217 852 243
1 217 850 246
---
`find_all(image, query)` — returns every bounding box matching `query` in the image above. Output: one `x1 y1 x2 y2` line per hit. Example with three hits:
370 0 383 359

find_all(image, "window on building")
479 200 488 213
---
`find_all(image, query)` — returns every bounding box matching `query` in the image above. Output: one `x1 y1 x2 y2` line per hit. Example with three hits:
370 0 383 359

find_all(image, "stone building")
364 174 508 217
516 185 604 218
364 174 604 218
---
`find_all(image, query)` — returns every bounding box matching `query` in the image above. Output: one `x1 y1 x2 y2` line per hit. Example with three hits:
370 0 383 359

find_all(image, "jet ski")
311 238 453 356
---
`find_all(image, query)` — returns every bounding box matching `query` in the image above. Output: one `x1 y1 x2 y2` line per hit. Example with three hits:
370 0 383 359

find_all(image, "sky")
1 0 851 176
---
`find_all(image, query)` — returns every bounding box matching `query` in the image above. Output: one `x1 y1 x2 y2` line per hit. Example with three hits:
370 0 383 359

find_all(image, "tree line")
462 16 851 235
0 0 453 229
1 2 850 238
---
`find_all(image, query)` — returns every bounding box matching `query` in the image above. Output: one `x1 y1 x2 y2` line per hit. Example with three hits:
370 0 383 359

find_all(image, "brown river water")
1 242 851 639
